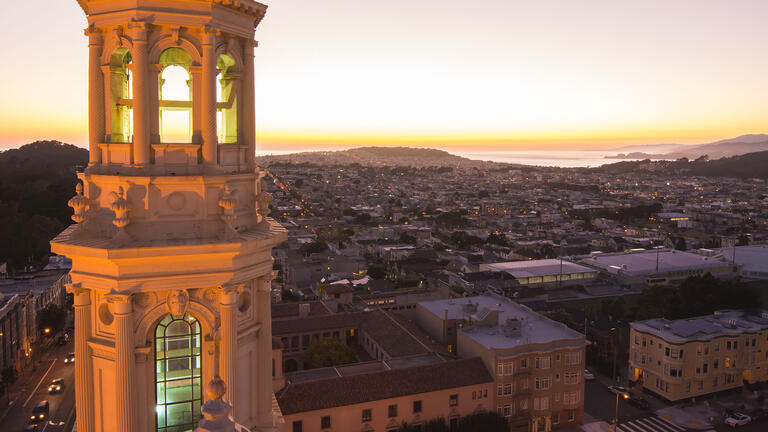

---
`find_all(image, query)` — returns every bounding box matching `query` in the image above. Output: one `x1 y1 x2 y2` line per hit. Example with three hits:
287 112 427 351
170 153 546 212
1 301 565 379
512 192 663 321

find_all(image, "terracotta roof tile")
276 357 492 415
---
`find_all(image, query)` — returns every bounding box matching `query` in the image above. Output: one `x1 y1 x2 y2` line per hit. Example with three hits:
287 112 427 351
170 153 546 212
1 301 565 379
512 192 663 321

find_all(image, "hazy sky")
0 0 766 150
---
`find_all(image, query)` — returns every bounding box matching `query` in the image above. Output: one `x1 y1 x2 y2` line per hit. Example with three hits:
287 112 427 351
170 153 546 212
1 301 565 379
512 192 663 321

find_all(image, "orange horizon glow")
1 0 766 152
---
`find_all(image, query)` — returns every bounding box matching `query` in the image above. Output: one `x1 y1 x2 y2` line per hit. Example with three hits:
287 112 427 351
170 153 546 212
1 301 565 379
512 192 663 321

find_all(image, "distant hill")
0 141 88 270
257 146 503 168
606 134 768 160
596 150 768 179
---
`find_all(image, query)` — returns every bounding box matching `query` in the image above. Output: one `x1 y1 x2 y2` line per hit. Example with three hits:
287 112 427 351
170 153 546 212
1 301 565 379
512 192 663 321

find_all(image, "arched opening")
216 54 238 144
158 48 193 143
155 313 202 432
108 48 132 143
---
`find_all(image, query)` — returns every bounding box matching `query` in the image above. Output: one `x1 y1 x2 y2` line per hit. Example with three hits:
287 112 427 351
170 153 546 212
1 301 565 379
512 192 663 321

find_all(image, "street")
1 340 75 432
584 378 768 432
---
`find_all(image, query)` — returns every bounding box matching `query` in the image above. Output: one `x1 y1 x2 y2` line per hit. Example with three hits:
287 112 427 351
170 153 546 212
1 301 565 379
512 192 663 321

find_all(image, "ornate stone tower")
52 2 286 432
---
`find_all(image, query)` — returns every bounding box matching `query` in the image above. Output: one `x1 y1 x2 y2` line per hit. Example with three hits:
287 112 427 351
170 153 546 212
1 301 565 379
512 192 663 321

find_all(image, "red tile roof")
276 357 492 415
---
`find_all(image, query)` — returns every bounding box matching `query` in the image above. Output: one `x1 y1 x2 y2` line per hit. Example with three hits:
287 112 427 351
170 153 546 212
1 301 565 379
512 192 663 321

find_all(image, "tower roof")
77 0 267 22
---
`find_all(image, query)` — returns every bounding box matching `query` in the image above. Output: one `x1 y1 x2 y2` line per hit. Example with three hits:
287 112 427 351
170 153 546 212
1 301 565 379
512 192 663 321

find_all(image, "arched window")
108 48 132 143
155 313 202 432
159 48 193 143
216 54 238 144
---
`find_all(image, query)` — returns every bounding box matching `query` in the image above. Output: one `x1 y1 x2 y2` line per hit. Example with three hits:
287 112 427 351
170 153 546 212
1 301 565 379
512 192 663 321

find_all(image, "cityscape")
1 1 767 432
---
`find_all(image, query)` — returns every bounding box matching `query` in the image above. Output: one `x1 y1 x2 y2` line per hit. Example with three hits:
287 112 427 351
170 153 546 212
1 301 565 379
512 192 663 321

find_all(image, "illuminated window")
158 48 193 143
155 314 202 432
216 54 238 144
108 48 132 143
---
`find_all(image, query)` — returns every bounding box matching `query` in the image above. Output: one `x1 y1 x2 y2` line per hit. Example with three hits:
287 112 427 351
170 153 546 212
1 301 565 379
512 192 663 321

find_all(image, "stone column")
256 274 275 426
218 285 238 411
201 26 219 166
109 293 135 432
70 285 94 432
149 64 162 144
86 27 104 166
241 39 256 169
129 21 150 166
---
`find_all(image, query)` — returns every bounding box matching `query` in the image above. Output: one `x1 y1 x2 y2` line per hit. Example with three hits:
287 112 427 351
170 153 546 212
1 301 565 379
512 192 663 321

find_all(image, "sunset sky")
0 0 766 151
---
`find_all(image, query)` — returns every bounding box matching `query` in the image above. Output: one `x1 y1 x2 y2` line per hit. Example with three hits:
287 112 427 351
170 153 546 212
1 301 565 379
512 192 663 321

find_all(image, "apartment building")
277 357 493 432
416 296 587 432
629 309 768 401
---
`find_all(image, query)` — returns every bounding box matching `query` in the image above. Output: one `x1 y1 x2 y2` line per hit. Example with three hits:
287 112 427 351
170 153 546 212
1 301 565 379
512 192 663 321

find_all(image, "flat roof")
579 248 728 276
632 309 768 343
717 245 768 274
419 295 584 351
481 259 596 279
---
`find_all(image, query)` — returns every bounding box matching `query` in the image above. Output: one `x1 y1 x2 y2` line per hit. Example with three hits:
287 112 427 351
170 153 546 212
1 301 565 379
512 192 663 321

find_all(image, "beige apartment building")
629 309 768 401
416 296 587 432
277 357 494 432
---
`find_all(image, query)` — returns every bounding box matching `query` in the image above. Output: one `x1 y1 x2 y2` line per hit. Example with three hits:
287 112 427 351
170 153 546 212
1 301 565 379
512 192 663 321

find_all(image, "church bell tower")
52 1 286 431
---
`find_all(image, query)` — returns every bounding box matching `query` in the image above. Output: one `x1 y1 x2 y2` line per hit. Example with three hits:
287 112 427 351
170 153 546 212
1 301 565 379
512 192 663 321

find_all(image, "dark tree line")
0 141 87 271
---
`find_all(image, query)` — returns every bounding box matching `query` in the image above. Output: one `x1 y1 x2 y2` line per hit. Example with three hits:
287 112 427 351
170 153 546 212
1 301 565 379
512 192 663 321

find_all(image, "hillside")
606 134 768 160
596 150 768 179
0 141 88 270
257 146 501 168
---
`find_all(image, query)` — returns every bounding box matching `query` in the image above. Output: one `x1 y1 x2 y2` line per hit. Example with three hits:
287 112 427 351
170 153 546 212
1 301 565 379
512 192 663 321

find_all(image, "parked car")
48 378 65 394
584 369 595 381
725 412 751 427
627 396 650 409
608 385 630 398
64 352 75 364
29 400 49 423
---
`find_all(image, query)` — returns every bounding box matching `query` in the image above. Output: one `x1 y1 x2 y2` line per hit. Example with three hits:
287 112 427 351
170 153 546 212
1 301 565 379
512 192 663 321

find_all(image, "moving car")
584 369 595 381
23 425 38 432
48 378 64 394
608 385 630 398
64 352 75 364
627 396 650 409
29 400 49 423
725 412 751 427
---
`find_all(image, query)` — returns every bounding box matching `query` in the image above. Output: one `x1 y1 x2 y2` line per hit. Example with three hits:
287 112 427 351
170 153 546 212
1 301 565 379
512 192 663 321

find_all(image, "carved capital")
127 19 149 40
106 291 133 315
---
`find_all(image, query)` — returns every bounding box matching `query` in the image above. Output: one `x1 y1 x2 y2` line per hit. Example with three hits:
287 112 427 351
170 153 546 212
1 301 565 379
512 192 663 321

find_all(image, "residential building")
416 296 587 431
277 357 493 432
629 309 768 401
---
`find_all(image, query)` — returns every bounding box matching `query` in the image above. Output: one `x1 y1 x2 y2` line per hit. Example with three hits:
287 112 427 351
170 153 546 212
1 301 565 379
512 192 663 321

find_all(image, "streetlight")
614 392 629 431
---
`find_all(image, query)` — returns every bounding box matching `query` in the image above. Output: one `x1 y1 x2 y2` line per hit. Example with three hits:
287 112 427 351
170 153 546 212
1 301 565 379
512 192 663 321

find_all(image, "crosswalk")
616 416 686 432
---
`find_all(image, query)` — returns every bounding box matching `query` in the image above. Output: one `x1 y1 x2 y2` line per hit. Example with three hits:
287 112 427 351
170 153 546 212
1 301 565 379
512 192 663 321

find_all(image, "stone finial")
110 186 130 230
218 184 238 238
68 183 90 224
195 377 240 432
255 180 273 226
207 377 228 400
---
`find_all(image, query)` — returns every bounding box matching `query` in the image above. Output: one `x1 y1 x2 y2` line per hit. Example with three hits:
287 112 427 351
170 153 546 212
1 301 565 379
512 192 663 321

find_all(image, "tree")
300 240 328 256
38 303 67 336
301 337 356 369
675 237 687 251
487 232 509 246
367 263 387 280
399 232 417 244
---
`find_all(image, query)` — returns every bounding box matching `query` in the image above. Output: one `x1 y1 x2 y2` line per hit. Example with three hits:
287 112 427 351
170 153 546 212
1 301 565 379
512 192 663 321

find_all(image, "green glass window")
155 314 202 432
